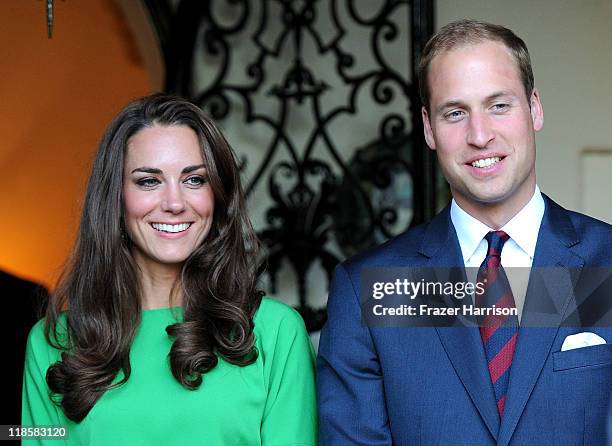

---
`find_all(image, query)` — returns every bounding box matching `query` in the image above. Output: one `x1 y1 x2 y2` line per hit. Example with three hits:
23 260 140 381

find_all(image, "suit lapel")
497 196 585 446
420 206 501 440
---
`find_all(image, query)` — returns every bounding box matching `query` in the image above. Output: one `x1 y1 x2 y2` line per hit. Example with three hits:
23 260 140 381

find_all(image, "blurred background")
2 0 612 423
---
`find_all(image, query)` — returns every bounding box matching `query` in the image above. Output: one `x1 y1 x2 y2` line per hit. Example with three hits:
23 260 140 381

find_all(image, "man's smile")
470 156 502 168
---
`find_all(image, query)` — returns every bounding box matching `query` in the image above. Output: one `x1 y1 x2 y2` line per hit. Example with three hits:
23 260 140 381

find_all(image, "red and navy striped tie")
476 230 518 416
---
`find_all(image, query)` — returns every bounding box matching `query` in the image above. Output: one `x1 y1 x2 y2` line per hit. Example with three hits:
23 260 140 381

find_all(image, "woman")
22 94 317 445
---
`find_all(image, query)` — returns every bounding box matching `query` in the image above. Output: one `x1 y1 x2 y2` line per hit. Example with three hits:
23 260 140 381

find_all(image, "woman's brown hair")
45 93 263 421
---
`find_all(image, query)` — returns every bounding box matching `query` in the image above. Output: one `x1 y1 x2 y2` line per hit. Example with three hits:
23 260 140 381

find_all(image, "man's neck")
452 184 536 230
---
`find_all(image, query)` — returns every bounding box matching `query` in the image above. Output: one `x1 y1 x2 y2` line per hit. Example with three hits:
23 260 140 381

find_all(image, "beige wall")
0 1 152 288
437 0 612 222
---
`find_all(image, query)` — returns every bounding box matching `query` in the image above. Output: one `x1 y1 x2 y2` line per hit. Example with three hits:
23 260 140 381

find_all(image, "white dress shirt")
450 186 545 321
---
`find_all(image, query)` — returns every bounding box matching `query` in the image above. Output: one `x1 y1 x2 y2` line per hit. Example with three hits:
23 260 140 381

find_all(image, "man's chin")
452 186 512 207
473 194 511 206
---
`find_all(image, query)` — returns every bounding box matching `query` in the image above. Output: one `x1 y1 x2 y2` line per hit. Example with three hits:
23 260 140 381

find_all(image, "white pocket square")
561 332 606 352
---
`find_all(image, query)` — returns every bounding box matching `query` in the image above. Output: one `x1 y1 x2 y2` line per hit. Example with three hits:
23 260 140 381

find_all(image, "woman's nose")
161 184 186 214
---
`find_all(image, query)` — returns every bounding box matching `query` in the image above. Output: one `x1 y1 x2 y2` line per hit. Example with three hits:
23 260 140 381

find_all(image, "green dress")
22 298 317 445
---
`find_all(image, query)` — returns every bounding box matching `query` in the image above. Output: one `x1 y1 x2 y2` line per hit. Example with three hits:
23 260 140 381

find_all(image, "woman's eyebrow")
182 164 206 174
130 164 206 174
131 167 162 174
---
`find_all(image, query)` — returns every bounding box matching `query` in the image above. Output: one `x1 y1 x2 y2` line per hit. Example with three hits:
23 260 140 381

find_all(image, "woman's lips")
150 222 193 238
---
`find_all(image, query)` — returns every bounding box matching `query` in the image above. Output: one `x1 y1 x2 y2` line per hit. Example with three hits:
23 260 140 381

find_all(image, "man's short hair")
417 19 534 111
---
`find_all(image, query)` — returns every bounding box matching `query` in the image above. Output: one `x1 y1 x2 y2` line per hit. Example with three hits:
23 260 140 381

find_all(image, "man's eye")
445 110 464 120
492 103 509 112
136 178 160 188
184 176 207 187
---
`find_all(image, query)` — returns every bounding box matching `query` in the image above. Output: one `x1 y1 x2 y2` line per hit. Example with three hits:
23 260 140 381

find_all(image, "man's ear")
530 88 544 131
422 106 436 150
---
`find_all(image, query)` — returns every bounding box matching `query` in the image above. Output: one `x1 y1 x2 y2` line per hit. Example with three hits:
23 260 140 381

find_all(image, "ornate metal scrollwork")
148 0 436 332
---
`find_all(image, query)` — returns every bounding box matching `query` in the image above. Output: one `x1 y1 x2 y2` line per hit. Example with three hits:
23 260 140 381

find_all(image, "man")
317 19 612 445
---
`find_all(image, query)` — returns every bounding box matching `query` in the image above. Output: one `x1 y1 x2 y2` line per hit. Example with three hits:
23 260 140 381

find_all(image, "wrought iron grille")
146 0 437 332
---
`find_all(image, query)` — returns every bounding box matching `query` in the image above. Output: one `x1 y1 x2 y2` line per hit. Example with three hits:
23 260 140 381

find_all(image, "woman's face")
123 124 215 271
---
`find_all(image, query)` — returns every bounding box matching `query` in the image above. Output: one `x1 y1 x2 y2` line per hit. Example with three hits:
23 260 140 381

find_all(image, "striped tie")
476 231 518 416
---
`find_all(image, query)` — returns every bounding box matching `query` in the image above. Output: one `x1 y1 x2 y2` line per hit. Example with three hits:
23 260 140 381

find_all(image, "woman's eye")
184 176 207 187
136 178 160 188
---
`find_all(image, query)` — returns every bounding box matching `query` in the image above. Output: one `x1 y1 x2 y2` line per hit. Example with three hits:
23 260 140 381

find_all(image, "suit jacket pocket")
553 343 612 371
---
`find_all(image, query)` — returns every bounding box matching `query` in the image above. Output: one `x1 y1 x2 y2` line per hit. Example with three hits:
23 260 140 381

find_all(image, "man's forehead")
427 40 523 104
429 40 517 74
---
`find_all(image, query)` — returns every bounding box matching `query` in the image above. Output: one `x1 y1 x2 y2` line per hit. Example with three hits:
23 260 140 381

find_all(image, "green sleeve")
259 303 318 446
21 320 68 446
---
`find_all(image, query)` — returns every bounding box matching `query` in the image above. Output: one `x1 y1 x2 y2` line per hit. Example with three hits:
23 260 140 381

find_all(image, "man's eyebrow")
130 164 206 174
485 91 515 101
436 100 464 115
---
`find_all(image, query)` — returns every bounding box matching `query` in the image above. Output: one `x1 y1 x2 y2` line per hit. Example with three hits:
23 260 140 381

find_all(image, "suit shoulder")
565 209 612 235
561 208 612 264
341 222 429 274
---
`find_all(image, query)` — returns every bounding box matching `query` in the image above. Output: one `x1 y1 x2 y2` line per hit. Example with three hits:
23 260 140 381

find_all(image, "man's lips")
464 154 508 177
465 154 507 167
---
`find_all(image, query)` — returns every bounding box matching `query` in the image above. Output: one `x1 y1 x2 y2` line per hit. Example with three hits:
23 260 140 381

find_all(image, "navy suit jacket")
317 196 612 445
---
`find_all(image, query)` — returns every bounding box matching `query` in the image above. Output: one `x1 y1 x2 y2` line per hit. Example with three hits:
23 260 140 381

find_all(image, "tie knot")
485 230 509 257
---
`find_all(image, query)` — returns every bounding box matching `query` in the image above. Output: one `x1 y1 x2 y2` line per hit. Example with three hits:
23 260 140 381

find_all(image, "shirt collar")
500 185 545 258
450 185 545 263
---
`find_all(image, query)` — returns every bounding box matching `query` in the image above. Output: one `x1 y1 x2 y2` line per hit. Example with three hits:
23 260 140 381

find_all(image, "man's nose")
466 112 495 148
161 184 186 214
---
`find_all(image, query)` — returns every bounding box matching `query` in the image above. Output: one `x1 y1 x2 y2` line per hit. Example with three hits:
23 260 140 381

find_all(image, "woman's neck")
133 254 182 310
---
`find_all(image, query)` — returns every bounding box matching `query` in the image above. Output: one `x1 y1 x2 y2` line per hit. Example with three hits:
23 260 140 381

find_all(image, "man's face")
422 41 543 218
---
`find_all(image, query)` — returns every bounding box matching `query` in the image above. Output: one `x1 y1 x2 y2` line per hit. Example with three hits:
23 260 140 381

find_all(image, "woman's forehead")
125 125 205 169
